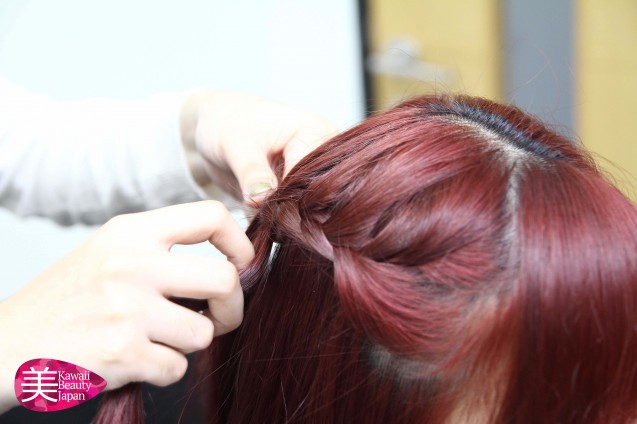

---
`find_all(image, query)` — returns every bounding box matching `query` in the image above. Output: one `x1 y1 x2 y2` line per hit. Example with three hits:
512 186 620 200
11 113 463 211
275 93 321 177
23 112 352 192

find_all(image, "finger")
128 252 243 301
152 254 244 335
135 344 189 387
205 270 244 336
133 201 255 269
103 251 245 333
282 122 338 176
221 142 277 202
146 296 214 354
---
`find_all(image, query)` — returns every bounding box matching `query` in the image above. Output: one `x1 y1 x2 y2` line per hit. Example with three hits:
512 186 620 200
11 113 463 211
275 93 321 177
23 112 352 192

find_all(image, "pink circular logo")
14 358 107 412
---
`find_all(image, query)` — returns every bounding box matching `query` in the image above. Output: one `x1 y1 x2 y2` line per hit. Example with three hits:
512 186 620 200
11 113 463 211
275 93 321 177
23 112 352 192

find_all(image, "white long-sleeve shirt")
0 79 207 225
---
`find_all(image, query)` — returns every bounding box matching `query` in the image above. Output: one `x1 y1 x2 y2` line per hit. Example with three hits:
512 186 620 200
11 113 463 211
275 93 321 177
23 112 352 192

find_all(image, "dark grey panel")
502 0 574 136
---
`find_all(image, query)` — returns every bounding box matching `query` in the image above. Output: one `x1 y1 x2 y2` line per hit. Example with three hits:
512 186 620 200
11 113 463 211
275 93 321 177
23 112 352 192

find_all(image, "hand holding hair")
0 200 253 413
179 90 338 204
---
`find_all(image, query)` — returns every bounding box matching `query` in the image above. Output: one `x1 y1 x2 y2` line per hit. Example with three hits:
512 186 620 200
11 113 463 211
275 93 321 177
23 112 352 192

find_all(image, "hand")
180 90 338 204
0 201 253 413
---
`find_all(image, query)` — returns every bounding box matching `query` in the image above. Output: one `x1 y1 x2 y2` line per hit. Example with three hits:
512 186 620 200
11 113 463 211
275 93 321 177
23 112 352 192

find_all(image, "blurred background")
0 0 364 301
0 0 636 298
0 1 635 422
364 0 637 200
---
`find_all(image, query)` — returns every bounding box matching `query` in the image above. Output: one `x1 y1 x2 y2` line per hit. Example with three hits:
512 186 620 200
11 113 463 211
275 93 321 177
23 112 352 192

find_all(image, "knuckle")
204 200 229 224
99 292 145 343
159 355 188 386
103 214 130 231
192 316 215 350
222 310 243 334
99 254 129 279
214 262 238 298
100 214 139 243
181 314 214 351
98 328 135 366
127 369 149 386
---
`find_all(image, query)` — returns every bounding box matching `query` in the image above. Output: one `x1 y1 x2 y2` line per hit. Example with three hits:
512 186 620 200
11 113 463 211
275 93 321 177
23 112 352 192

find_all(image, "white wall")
0 0 364 299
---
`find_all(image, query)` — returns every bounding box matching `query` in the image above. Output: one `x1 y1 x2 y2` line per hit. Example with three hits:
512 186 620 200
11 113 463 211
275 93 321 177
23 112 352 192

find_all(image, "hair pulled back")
96 95 637 423
212 95 637 424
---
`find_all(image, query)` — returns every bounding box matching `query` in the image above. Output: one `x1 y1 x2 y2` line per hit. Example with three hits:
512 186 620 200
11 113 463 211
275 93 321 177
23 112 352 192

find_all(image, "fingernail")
248 182 274 197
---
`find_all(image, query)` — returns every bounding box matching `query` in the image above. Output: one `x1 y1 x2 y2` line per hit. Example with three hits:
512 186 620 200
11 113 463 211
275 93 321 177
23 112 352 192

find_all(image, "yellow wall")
368 1 637 199
577 0 637 199
368 0 502 110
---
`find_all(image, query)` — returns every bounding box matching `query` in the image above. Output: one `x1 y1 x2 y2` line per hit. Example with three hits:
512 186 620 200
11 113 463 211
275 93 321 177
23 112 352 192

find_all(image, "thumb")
224 146 277 204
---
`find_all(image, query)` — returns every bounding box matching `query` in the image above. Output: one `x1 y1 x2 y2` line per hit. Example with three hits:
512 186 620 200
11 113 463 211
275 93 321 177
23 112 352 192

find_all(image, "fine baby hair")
97 95 637 423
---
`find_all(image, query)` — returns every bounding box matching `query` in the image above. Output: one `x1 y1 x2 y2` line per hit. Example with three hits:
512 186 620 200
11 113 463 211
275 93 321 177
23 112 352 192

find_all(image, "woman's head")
212 95 637 423
95 94 637 423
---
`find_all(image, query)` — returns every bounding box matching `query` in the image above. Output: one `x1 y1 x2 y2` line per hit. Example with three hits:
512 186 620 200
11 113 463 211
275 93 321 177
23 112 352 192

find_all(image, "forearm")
0 81 208 225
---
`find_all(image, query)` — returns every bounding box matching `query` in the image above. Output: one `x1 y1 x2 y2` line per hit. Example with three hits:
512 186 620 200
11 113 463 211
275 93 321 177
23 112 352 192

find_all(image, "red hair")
97 95 637 423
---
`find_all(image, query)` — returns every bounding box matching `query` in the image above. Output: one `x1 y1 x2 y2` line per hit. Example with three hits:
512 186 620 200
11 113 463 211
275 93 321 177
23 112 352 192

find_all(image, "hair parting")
96 94 637 424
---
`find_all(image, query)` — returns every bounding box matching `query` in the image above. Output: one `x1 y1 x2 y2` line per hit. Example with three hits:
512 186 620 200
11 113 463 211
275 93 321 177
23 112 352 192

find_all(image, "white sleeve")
0 78 208 225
